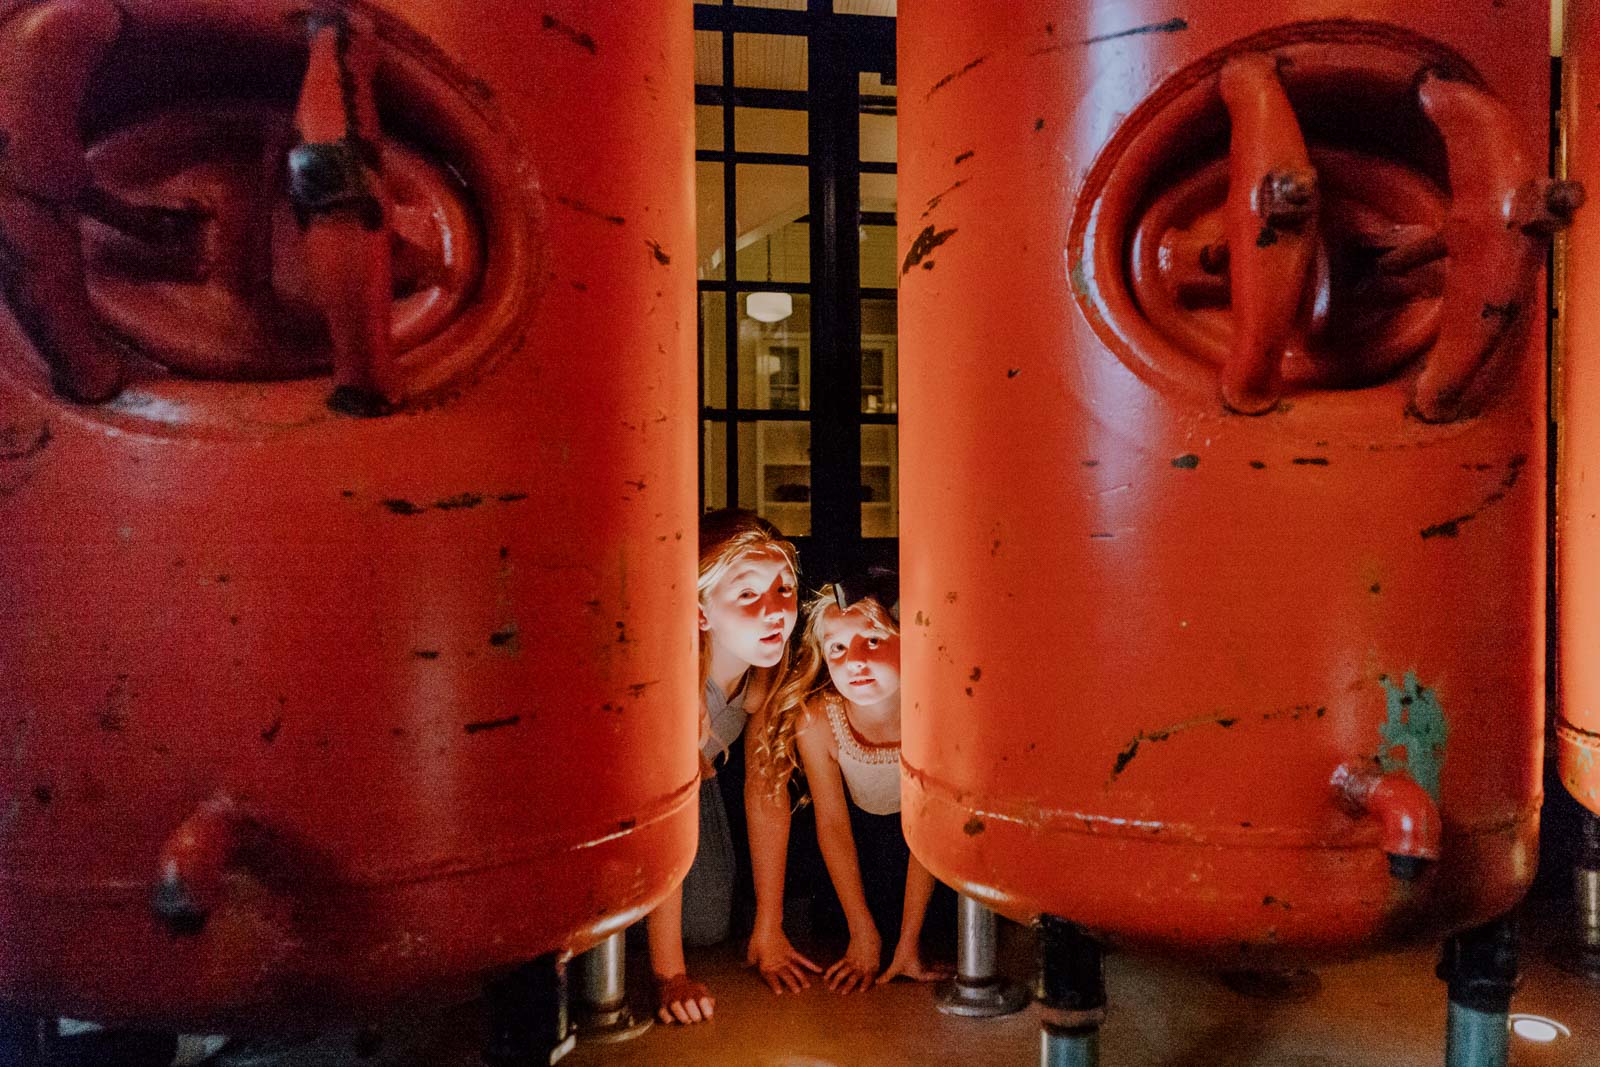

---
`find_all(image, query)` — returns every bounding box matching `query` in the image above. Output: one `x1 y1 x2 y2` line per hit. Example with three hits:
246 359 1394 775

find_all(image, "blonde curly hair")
757 585 899 804
696 510 799 766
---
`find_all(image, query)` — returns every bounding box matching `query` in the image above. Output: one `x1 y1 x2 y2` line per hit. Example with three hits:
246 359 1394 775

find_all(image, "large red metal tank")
900 1 1565 961
0 0 697 1032
1560 0 1600 817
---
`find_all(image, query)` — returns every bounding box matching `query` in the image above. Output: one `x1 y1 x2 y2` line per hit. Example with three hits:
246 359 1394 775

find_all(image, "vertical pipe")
570 933 651 1044
1040 1027 1099 1067
1444 1005 1510 1067
934 894 1029 1017
1035 915 1105 1067
958 894 998 981
483 952 574 1067
1437 916 1518 1067
575 934 626 1011
1563 811 1600 977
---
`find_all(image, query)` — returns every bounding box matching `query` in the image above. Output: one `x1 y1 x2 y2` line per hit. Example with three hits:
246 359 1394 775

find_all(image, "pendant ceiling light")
746 234 792 323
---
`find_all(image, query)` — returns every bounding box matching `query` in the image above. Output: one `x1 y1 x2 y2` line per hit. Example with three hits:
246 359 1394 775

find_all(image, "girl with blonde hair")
761 571 948 994
648 509 820 1025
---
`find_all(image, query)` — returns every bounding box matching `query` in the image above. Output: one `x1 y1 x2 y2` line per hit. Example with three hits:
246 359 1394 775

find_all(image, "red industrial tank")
900 1 1568 961
0 0 697 1037
1560 0 1600 817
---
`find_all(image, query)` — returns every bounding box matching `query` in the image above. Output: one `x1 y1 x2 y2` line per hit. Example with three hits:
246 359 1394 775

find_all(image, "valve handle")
290 8 401 416
1411 70 1583 422
0 0 128 402
1216 54 1320 415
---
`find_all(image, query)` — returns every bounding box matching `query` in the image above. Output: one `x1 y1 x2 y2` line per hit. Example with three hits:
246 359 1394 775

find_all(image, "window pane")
735 164 808 281
700 291 727 409
736 0 806 7
861 298 897 413
696 161 725 280
862 425 898 538
695 105 724 151
742 421 811 537
733 33 807 91
738 293 810 410
859 70 897 98
860 111 895 164
737 219 809 285
694 30 723 87
837 0 897 12
736 106 808 155
860 171 896 213
703 420 729 512
860 223 898 290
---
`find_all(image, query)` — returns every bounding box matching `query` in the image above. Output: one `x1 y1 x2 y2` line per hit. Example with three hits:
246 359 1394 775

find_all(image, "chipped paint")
1107 704 1327 784
540 14 597 54
1420 454 1528 540
1377 672 1449 802
902 225 957 275
925 54 989 100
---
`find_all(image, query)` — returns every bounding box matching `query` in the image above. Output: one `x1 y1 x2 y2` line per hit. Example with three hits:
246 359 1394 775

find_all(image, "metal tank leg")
1035 915 1105 1067
484 952 576 1067
935 894 1030 1017
1558 811 1600 979
571 932 651 1043
1437 915 1517 1067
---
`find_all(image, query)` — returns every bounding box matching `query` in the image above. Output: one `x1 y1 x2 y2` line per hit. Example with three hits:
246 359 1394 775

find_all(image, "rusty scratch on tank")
378 493 530 517
540 14 597 54
925 54 989 100
646 239 672 265
1420 453 1528 540
555 195 624 225
464 714 522 735
1107 703 1328 785
922 179 967 218
902 225 957 275
1030 17 1189 55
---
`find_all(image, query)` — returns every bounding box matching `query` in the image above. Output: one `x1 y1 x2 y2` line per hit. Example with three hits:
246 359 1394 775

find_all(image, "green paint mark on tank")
1378 672 1449 802
1069 256 1090 298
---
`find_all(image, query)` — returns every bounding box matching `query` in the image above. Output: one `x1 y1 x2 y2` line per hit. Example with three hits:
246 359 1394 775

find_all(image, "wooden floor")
247 902 1595 1067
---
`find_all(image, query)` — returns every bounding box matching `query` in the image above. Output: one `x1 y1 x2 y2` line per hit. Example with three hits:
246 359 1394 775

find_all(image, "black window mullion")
807 22 862 583
721 25 739 508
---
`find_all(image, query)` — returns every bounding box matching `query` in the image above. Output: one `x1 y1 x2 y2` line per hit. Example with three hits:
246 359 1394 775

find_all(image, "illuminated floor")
253 903 1594 1066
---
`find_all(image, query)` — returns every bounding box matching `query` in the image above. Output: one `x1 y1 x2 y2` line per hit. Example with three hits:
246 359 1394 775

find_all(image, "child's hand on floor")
823 928 881 994
654 973 714 1025
878 942 952 984
746 926 821 994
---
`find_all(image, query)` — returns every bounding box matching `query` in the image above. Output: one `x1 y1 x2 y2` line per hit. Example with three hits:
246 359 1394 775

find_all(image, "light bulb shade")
745 291 793 323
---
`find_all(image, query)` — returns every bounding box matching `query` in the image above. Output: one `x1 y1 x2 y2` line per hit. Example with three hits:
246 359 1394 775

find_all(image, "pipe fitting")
152 793 252 937
1332 762 1441 880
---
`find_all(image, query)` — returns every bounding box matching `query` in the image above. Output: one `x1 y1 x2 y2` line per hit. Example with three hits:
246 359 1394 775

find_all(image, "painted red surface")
0 0 697 1030
1560 0 1600 816
899 1 1556 961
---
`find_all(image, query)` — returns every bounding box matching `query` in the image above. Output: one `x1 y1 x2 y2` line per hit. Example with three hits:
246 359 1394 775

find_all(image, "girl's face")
699 545 798 669
818 603 900 705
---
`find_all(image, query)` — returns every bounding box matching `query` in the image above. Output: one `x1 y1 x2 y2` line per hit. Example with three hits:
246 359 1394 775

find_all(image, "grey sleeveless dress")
679 678 746 946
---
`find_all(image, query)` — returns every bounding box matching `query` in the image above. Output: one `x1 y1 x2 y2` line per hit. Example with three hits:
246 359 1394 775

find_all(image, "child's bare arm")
648 883 715 1023
794 705 879 994
744 697 820 993
880 852 949 983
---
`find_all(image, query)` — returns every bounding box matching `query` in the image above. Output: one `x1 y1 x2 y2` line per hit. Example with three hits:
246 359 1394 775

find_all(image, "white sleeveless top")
823 692 902 815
